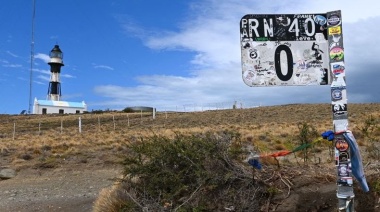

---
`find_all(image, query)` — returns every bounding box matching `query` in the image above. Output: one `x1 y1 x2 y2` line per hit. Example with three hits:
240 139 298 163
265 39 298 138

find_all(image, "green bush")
296 122 319 163
117 131 265 211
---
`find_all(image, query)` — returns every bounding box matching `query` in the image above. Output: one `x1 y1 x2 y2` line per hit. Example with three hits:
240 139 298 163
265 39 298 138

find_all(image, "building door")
59 109 64 114
42 108 47 114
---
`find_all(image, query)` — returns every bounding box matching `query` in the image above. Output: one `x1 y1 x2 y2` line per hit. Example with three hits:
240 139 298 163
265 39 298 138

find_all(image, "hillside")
0 103 379 211
1 103 380 166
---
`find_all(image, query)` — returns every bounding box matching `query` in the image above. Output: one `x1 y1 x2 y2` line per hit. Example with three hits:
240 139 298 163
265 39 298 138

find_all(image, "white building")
33 98 87 114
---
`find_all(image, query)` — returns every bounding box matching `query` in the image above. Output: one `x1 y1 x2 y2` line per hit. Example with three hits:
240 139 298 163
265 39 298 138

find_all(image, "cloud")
6 51 18 58
17 77 27 81
50 35 59 40
144 1 380 69
6 34 12 43
34 53 50 63
1 57 20 69
33 80 45 85
33 68 50 74
97 0 380 110
34 69 51 82
94 65 114 71
0 59 9 64
37 75 50 82
61 74 75 78
2 64 22 68
93 64 115 71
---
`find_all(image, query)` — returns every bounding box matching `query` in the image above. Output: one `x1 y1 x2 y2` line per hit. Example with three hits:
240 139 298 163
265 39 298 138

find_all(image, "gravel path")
0 166 121 212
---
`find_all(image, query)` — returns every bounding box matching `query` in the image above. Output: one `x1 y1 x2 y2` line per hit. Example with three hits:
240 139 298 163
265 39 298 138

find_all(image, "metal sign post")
327 10 355 211
240 10 354 211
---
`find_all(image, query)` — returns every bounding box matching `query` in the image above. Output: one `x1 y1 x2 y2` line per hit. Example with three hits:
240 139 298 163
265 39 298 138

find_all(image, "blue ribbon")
321 130 369 192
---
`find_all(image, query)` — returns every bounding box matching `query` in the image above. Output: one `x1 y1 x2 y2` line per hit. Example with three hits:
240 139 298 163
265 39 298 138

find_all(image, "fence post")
127 113 130 127
13 122 15 140
113 115 116 131
79 117 82 133
98 116 100 131
61 119 63 134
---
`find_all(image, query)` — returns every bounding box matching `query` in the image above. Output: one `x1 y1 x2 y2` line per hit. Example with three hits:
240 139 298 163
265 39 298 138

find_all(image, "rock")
0 169 16 179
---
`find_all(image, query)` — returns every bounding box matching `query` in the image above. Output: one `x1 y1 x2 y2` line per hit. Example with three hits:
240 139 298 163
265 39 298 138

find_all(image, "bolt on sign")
240 10 356 211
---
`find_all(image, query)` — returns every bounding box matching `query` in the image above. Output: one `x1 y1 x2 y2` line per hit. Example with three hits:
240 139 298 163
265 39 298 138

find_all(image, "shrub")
296 122 319 163
94 131 267 211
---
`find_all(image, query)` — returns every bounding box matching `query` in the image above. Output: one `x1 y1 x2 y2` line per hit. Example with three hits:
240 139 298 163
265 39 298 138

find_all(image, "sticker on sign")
240 14 332 86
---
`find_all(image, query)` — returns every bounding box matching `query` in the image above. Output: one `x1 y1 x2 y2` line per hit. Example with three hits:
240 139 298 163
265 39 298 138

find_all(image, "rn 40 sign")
240 13 332 86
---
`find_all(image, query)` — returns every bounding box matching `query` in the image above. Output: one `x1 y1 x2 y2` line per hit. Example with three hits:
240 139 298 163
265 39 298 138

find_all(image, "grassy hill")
1 103 379 169
1 103 379 211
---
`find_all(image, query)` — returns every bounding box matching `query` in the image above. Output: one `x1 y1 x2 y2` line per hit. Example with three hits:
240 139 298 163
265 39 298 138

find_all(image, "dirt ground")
0 164 121 212
271 168 380 212
1 162 379 212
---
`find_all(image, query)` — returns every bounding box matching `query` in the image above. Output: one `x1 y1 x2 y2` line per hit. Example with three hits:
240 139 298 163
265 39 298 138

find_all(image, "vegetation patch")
95 132 269 211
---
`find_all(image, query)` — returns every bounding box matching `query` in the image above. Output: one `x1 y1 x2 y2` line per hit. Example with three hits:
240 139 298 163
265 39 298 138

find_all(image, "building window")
42 108 47 114
59 109 64 114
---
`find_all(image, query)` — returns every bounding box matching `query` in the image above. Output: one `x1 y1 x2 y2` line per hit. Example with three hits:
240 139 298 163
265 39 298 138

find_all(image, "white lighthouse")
47 45 64 101
33 45 87 114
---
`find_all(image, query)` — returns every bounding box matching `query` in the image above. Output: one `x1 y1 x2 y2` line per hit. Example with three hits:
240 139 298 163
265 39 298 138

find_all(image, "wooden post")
13 122 15 140
98 116 100 131
113 115 116 131
78 117 82 133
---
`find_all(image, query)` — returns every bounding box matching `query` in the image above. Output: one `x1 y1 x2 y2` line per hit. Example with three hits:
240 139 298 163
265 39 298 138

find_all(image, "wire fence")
0 101 264 141
0 112 160 140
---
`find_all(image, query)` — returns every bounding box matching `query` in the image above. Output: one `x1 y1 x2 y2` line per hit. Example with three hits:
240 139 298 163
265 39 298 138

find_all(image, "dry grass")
93 183 132 212
0 103 379 169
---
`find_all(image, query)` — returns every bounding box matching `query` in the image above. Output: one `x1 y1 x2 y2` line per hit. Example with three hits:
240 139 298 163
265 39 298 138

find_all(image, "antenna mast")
28 0 36 114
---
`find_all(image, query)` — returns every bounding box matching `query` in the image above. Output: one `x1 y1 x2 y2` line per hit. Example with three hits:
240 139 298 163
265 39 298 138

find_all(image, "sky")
0 0 379 114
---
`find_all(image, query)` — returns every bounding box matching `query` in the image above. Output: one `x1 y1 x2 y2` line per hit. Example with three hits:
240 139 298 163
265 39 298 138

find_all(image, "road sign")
240 13 332 86
240 11 362 211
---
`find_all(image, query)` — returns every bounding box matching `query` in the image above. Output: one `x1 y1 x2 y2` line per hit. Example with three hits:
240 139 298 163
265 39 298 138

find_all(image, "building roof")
35 99 86 108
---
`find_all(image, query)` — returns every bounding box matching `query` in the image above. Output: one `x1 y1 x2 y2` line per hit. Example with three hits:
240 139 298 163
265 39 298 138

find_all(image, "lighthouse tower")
47 45 64 101
33 44 87 114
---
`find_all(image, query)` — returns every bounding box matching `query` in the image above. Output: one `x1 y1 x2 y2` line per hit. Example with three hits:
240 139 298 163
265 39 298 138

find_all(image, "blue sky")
0 0 379 114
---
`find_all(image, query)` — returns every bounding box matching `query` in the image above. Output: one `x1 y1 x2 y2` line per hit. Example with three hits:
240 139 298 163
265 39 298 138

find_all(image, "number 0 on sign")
240 14 332 86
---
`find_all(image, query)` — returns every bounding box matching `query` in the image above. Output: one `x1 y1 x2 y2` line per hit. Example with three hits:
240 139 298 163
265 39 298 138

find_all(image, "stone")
0 169 16 179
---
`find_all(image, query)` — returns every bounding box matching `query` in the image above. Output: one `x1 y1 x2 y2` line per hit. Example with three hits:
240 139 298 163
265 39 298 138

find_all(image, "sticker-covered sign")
240 14 332 86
